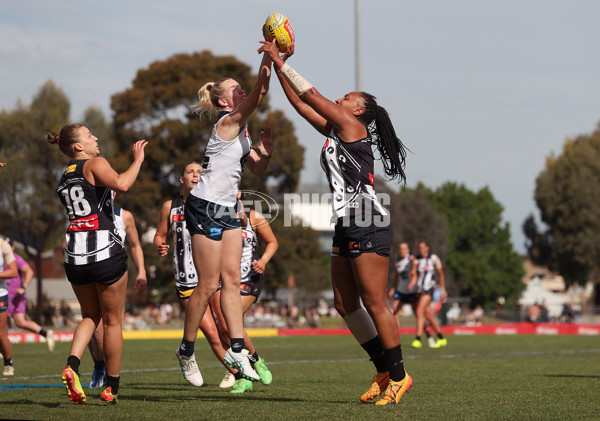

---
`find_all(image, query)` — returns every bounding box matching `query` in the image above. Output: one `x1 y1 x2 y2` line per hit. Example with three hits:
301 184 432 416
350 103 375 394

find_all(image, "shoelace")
381 383 402 402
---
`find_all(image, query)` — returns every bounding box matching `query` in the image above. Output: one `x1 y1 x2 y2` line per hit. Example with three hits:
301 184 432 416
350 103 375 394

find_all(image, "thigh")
416 294 432 315
220 228 242 285
71 282 101 319
191 234 223 293
96 272 128 322
350 253 389 306
241 295 257 314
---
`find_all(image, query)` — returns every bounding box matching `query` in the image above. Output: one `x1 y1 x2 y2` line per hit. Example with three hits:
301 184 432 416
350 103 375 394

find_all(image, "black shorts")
240 274 263 298
64 252 128 286
420 287 435 297
331 216 392 259
176 286 195 300
184 195 241 241
395 292 421 304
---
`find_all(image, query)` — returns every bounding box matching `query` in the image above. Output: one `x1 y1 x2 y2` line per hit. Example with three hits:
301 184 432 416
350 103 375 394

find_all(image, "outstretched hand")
252 126 277 158
132 140 148 163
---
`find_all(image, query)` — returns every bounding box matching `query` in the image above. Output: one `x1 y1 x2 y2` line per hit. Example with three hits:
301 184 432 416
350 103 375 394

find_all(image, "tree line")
0 50 539 323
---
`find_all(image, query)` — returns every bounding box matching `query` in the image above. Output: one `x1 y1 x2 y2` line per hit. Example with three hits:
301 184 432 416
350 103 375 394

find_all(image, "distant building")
284 183 334 253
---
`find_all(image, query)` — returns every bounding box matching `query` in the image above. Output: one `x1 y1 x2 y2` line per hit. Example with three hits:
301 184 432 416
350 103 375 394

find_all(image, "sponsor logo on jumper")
68 214 99 231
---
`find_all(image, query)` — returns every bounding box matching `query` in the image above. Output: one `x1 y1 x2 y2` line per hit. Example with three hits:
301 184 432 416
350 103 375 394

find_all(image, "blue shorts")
184 195 241 241
0 294 7 313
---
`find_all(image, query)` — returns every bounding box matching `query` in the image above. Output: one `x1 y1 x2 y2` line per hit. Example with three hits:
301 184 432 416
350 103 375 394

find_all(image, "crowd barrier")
6 323 599 344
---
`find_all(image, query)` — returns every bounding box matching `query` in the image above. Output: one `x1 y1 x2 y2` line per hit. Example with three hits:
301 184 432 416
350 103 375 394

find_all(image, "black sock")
230 338 245 353
4 358 13 366
360 336 388 373
248 352 259 366
233 371 243 380
107 375 120 394
384 345 406 382
415 336 421 342
94 358 106 371
437 333 445 339
179 339 195 357
38 328 47 338
425 330 432 338
67 355 80 374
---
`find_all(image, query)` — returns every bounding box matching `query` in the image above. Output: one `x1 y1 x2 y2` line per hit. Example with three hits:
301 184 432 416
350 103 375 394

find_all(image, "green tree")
0 81 70 323
109 51 308 297
427 182 525 307
527 122 600 304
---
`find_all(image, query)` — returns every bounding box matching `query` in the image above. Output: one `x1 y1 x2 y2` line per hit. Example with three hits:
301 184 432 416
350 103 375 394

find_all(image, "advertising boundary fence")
6 323 600 344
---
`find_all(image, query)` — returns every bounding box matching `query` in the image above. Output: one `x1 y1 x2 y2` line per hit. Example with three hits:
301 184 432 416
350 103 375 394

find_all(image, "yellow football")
264 12 295 53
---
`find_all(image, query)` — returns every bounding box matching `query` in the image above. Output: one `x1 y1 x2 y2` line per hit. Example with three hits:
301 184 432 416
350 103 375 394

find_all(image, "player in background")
48 123 147 404
88 207 148 388
5 238 55 352
262 40 412 405
210 194 277 393
154 162 236 388
0 237 18 376
175 43 275 383
387 242 435 348
410 241 447 348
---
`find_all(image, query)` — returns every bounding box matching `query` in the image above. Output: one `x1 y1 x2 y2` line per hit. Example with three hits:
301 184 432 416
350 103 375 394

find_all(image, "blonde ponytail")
189 78 231 120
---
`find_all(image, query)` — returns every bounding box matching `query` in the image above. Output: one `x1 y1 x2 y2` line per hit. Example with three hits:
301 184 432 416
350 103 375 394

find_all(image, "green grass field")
1 334 599 420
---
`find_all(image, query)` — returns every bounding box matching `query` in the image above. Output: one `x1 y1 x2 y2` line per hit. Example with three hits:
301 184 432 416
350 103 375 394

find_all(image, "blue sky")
2 0 599 253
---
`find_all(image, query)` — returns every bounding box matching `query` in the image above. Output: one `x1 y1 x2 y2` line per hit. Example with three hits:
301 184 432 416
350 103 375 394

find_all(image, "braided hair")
358 93 407 183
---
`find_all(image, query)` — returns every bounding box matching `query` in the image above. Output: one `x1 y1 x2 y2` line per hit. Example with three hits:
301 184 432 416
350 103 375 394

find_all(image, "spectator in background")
446 303 461 325
527 302 541 323
472 305 484 326
539 300 549 323
572 302 582 323
560 302 573 323
5 238 55 351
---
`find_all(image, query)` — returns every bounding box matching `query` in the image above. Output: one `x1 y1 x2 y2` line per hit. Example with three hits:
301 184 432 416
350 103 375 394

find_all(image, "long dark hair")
358 93 407 183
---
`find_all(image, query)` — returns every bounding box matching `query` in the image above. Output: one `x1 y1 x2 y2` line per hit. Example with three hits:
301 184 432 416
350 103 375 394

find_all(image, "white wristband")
280 63 313 96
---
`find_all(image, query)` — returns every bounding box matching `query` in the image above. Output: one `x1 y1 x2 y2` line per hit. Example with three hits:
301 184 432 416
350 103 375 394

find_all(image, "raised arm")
153 200 172 257
260 41 364 141
123 209 147 296
219 50 273 139
84 140 147 193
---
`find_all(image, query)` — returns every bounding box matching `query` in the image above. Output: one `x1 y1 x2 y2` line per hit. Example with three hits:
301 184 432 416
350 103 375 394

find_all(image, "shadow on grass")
543 374 600 379
122 392 306 403
1 399 63 409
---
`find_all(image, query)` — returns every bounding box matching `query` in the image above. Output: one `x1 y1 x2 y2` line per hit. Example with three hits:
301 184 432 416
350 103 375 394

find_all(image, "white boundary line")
2 348 599 383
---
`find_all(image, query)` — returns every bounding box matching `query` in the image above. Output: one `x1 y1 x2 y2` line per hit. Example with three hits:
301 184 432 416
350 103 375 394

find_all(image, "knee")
361 296 388 316
221 269 241 287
